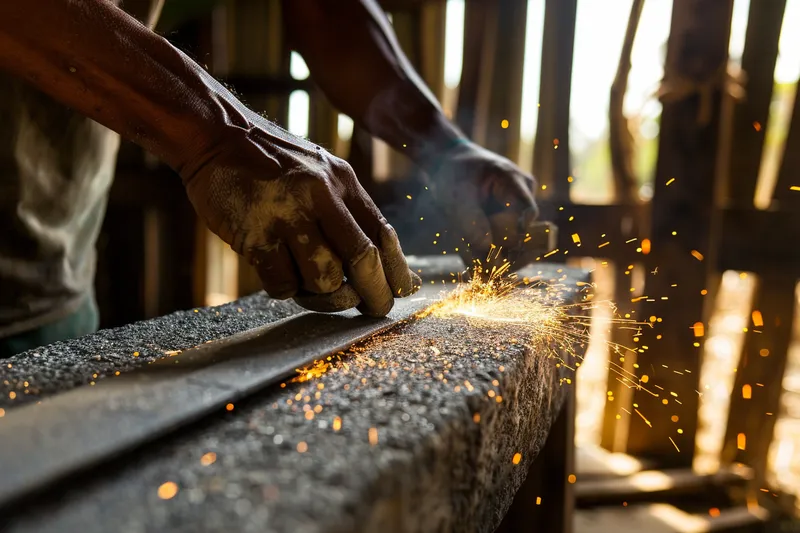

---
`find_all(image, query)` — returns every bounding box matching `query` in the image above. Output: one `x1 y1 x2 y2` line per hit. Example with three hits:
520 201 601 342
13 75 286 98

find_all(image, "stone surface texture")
0 260 588 533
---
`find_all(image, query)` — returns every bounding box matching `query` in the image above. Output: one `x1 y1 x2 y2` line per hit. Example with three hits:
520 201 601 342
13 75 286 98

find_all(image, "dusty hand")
181 120 420 317
425 140 540 272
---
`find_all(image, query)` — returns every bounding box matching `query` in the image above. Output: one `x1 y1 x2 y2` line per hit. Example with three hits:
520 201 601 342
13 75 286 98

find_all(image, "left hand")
425 140 540 273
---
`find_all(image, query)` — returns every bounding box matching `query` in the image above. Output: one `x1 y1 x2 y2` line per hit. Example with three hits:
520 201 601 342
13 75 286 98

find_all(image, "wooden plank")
418 0 447 101
576 465 752 507
608 0 645 204
454 0 497 140
576 444 649 480
600 263 643 452
478 0 528 162
575 503 769 533
772 82 800 209
625 0 734 466
532 0 577 204
717 207 800 273
498 385 575 533
726 0 787 206
721 275 796 489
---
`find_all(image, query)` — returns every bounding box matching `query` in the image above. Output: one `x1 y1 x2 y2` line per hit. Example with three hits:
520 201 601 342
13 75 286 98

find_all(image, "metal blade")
0 286 441 511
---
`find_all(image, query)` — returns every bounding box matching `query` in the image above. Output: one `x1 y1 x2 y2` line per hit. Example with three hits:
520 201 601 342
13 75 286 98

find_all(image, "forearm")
281 0 466 167
0 0 247 175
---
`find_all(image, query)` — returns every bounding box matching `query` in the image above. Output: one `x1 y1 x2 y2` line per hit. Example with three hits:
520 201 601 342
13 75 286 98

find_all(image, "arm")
281 0 462 166
282 0 541 269
0 0 420 316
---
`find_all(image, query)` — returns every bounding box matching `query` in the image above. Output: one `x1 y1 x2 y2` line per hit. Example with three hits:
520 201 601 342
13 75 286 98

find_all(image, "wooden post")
533 0 577 208
771 81 800 210
497 385 575 533
722 276 796 489
600 263 643 453
726 0 787 208
721 4 797 489
455 0 498 140
625 0 733 467
478 0 528 162
600 0 646 453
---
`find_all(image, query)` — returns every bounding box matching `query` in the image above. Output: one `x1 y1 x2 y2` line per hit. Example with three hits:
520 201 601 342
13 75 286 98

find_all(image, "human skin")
0 0 538 316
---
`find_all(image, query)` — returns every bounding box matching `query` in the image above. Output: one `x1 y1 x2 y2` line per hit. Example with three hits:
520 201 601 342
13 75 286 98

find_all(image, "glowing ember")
157 481 179 500
200 452 217 466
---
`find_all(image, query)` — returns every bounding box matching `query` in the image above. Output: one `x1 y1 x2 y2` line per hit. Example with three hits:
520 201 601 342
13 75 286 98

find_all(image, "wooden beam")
454 0 497 140
608 0 645 204
721 275 796 490
498 386 575 533
478 0 528 162
575 503 769 533
772 83 800 210
725 0 787 207
717 207 800 274
625 0 734 466
600 263 643 452
533 0 577 204
576 465 752 507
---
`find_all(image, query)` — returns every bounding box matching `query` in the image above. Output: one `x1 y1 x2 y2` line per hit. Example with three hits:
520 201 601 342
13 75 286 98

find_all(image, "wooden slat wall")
720 1 797 491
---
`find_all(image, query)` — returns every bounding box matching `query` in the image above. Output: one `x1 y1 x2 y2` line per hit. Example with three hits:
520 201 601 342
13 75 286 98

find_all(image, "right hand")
180 122 420 317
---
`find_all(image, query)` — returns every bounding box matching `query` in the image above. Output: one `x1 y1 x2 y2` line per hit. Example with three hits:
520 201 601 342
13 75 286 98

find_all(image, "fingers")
246 242 299 300
316 196 394 317
345 188 421 298
284 219 344 294
293 284 361 313
377 225 422 297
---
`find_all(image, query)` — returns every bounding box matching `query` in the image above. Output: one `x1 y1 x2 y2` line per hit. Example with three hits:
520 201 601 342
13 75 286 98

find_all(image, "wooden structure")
98 0 799 529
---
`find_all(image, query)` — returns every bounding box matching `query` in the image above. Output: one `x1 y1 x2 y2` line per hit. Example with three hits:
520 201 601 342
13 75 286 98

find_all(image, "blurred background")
97 0 800 525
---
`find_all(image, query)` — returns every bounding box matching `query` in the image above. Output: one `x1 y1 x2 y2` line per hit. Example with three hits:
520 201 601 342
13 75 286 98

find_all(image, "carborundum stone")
1 260 589 533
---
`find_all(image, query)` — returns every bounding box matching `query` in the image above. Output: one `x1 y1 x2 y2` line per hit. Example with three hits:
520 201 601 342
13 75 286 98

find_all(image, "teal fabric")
0 296 99 358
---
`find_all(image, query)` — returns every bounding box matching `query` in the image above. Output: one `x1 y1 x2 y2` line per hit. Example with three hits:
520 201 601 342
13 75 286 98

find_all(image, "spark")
158 482 179 500
290 259 651 424
200 452 217 466
669 437 680 452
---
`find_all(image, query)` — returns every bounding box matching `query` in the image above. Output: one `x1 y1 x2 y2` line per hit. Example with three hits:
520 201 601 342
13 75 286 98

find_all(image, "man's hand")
425 140 540 271
182 122 420 317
